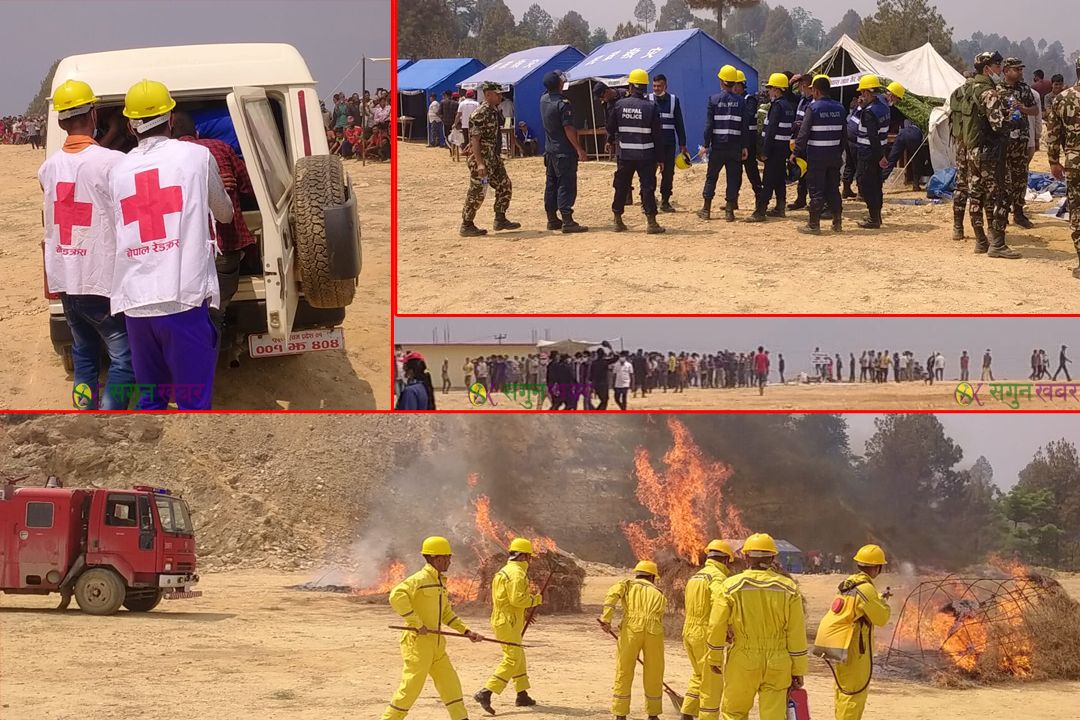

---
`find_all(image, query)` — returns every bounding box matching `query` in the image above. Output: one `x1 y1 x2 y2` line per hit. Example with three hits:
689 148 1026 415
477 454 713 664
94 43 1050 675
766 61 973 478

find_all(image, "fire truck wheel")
289 154 356 309
73 568 126 616
123 589 164 612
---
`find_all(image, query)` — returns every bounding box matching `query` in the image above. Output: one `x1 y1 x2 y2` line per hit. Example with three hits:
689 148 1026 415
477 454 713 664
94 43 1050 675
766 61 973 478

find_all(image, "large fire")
623 417 749 563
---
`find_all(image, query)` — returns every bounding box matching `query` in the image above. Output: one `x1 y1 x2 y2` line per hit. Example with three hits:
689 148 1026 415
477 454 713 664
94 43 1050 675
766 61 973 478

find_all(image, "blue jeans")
60 293 136 410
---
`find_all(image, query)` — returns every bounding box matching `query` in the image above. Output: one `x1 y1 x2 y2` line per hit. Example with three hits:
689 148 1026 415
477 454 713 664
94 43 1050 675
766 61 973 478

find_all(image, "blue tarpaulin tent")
397 58 486 140
458 45 586 153
565 29 757 157
397 58 414 72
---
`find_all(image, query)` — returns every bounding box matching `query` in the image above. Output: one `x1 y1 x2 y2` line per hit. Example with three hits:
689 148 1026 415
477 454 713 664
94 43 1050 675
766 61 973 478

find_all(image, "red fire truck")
0 479 201 615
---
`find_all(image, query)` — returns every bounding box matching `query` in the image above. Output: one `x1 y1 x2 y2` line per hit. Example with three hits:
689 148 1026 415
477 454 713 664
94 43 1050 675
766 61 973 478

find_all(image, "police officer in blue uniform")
648 73 687 213
748 72 796 222
842 97 861 198
540 70 589 233
734 70 764 203
698 64 749 222
854 74 891 228
793 75 849 234
605 68 666 234
787 74 814 211
596 82 635 206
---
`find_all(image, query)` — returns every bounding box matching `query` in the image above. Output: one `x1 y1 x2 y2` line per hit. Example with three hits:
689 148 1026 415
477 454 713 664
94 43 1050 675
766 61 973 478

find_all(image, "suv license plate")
249 328 345 357
164 591 203 600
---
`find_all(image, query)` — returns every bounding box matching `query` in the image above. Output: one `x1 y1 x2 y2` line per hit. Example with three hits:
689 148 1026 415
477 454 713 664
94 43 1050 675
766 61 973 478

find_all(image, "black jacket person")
794 75 849 233
605 69 666 234
541 71 588 234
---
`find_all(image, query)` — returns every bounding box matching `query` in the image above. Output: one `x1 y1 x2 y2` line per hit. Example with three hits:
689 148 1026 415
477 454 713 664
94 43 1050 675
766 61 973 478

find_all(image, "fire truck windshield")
154 496 193 535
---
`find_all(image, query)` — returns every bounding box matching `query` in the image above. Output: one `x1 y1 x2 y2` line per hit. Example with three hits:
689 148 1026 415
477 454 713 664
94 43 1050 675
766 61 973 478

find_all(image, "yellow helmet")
766 72 790 89
421 536 453 556
633 560 659 578
628 68 649 86
812 74 830 84
742 533 778 555
853 544 887 566
735 70 747 83
675 151 692 170
857 74 882 91
886 81 906 99
509 538 534 555
718 65 739 83
52 79 98 119
706 539 735 560
123 79 177 120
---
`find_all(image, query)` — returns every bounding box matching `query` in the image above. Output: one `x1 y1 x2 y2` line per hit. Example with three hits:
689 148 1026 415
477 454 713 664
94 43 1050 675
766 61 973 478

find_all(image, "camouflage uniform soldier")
948 77 975 240
461 81 521 237
1001 57 1039 228
1045 55 1080 279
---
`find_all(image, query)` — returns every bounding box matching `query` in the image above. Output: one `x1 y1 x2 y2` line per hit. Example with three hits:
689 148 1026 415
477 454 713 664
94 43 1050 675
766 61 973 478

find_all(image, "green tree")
519 4 555 45
685 0 763 43
26 59 60 116
397 0 461 59
589 27 611 50
826 8 862 44
858 0 963 70
476 0 518 64
758 5 799 69
1016 440 1080 568
656 0 696 31
550 11 592 51
613 22 645 41
727 1 770 47
635 0 658 32
793 414 851 460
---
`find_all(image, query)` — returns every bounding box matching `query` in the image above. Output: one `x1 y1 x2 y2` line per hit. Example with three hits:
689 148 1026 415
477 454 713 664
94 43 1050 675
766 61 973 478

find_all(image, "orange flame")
623 417 749 563
353 559 407 596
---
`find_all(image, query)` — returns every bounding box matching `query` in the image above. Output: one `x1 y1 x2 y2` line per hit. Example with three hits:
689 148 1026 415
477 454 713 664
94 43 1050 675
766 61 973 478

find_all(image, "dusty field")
430 379 1080 411
395 141 1079 314
3 570 1078 720
0 145 391 410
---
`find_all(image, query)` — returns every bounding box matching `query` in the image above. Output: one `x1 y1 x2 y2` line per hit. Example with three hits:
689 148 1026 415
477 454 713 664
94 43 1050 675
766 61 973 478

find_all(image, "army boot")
474 689 495 715
560 210 587 233
987 228 1021 259
697 198 712 220
612 212 628 232
646 215 666 234
765 206 786 218
546 209 563 231
725 200 736 222
493 213 521 231
1013 205 1035 229
515 691 536 707
821 208 834 220
460 221 488 237
798 212 822 235
858 209 882 229
787 198 807 211
842 181 857 199
973 226 990 254
745 203 767 223
659 198 676 213
832 213 843 233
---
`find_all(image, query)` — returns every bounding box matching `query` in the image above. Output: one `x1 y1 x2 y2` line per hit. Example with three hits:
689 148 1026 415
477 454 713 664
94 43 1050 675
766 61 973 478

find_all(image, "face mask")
990 72 1004 83
654 90 666 97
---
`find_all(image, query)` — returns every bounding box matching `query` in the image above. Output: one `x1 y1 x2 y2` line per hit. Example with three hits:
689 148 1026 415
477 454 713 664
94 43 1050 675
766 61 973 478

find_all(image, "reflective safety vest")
856 95 891 155
611 94 661 161
846 107 862 144
109 137 220 315
709 90 745 146
39 143 125 296
795 95 810 123
762 96 795 150
806 97 847 161
648 92 679 147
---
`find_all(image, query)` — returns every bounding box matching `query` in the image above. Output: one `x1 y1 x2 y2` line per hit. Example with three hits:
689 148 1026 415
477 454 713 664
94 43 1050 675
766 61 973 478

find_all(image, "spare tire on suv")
289 155 360 308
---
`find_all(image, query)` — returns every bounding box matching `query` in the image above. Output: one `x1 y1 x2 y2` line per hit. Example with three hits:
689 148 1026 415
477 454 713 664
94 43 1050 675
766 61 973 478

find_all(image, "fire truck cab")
0 480 200 615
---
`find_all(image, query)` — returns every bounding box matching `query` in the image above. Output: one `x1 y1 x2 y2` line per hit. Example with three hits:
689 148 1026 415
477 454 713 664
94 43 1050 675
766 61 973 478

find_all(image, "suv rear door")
228 87 297 342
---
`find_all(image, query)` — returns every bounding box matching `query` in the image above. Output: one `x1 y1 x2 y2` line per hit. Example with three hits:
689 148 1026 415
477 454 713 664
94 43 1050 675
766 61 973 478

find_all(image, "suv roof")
51 43 316 99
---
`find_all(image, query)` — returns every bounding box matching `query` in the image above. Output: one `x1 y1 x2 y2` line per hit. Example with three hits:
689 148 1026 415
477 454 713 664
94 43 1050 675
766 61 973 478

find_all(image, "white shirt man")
935 352 946 379
497 97 515 123
457 95 480 130
614 358 634 388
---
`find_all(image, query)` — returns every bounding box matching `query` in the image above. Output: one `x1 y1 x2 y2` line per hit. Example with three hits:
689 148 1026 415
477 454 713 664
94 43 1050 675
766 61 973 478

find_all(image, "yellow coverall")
602 577 668 717
832 572 891 720
484 559 542 694
706 569 808 720
381 563 471 720
682 559 730 720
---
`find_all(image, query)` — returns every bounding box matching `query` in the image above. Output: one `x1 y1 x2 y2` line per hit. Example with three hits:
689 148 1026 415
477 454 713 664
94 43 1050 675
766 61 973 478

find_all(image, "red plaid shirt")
179 135 256 251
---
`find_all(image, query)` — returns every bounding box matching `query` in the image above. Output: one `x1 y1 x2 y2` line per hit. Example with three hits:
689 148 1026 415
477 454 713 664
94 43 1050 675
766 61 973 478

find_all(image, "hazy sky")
503 0 1080 55
0 1 391 116
395 316 1076 379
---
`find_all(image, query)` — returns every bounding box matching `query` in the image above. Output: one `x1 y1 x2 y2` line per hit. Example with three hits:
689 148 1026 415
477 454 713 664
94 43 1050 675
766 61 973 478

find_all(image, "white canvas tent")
809 34 965 100
536 338 617 354
928 103 955 171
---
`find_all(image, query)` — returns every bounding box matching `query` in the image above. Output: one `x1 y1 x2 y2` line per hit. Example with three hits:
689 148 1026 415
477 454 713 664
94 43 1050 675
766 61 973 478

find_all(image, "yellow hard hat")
735 70 747 83
123 79 177 120
52 79 98 119
742 533 779 555
766 72 790 89
633 560 659 577
886 81 906 99
706 539 735 560
509 538 534 555
628 68 649 85
421 536 453 556
675 151 692 170
787 156 807 183
857 74 882 92
812 74 830 84
718 65 739 83
853 544 887 566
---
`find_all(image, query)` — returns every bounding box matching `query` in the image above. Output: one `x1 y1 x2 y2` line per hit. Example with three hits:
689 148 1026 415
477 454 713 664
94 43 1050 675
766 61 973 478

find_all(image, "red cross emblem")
54 182 93 245
120 169 184 243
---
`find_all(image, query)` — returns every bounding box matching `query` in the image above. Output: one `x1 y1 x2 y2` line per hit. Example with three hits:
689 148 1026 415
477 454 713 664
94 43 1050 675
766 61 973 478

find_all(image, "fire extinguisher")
787 688 811 720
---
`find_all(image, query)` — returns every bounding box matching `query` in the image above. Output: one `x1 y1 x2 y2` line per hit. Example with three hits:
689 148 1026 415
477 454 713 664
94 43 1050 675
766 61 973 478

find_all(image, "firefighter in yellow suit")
681 540 734 720
381 536 485 720
600 560 668 720
706 533 808 720
474 538 543 714
832 544 892 720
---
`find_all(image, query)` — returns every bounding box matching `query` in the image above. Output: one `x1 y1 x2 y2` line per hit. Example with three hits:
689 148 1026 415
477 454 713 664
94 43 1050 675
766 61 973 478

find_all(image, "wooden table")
577 128 609 159
398 117 413 142
500 127 516 159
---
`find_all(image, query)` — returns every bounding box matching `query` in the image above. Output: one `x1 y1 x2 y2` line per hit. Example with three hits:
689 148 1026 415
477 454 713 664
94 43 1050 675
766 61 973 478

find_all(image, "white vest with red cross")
109 136 220 315
39 144 125 296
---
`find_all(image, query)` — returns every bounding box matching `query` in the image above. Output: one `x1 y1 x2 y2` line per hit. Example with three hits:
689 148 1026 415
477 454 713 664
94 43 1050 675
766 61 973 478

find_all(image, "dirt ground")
395 141 1080 314
0 145 391 410
431 379 1080 411
3 570 1078 720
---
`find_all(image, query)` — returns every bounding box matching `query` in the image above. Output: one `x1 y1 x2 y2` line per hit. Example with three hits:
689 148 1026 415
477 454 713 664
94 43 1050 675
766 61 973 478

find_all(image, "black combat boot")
765 206 786 218
832 213 843 233
646 215 666 234
973 226 990 254
1013 205 1035 229
745 203 767 223
798 212 822 234
474 689 495 715
493 214 521 231
546 210 563 231
515 691 536 707
821 208 834 220
725 200 736 222
613 212 628 232
952 207 966 240
987 228 1022 259
857 210 881 229
560 211 587 233
460 221 488 237
697 198 712 220
842 181 857 199
659 198 676 213
787 197 807 211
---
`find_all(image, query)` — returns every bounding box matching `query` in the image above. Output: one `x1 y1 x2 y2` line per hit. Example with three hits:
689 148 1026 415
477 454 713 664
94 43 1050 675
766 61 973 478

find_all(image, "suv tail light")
42 241 58 300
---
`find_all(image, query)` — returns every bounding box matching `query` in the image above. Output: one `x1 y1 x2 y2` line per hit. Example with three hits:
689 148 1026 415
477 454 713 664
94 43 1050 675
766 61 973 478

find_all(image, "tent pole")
362 55 367 167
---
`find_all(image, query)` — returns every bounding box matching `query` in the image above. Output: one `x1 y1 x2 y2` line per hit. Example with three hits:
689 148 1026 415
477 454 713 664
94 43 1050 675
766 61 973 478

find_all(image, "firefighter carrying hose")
681 540 734 720
706 533 808 720
474 537 543 714
600 560 668 720
381 536 484 720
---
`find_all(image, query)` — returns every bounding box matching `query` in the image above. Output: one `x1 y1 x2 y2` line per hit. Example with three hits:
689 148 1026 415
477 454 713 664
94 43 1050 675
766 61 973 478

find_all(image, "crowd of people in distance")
1 113 46 147
322 88 392 162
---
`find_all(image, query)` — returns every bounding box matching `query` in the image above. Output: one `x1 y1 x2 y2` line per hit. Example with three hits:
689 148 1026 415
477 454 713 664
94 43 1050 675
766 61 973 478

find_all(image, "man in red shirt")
754 345 770 395
1031 70 1053 110
343 115 363 159
171 112 255 341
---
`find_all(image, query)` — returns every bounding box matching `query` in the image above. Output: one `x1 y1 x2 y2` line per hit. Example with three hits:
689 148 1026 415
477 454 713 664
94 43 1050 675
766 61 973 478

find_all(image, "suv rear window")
240 96 292 207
